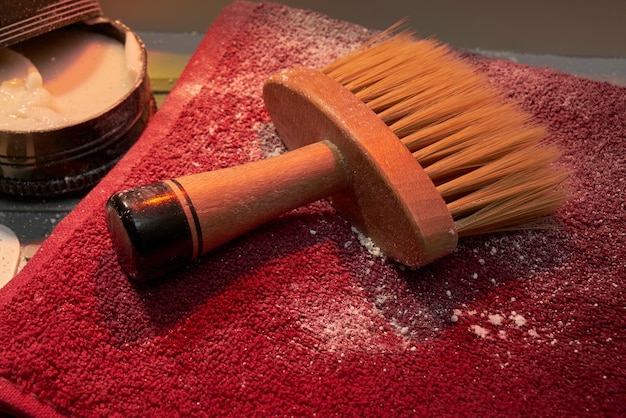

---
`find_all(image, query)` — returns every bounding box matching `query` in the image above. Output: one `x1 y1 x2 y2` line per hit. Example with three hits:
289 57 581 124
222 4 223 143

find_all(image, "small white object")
510 313 527 327
488 314 504 326
470 324 489 338
0 224 21 288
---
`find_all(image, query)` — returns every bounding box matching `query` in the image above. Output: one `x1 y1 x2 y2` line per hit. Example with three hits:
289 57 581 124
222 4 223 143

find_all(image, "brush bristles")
322 34 567 237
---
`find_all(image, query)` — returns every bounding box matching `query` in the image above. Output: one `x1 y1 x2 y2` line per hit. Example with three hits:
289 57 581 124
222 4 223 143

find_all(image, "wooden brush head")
321 34 567 237
264 67 457 268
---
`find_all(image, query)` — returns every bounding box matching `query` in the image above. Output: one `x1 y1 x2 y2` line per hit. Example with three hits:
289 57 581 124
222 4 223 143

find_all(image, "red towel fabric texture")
1 2 625 416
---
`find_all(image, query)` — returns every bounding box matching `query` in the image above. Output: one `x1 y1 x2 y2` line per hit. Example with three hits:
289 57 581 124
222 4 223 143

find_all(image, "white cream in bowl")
0 28 141 132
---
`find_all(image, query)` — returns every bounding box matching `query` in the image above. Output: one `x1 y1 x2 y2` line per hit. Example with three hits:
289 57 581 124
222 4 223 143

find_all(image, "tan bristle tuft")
322 34 567 237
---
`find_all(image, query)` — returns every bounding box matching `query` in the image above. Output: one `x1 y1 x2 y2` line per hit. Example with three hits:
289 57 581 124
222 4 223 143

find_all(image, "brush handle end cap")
105 182 194 281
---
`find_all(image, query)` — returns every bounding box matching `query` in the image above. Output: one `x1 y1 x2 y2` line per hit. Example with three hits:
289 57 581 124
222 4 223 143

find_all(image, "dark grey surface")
0 194 83 244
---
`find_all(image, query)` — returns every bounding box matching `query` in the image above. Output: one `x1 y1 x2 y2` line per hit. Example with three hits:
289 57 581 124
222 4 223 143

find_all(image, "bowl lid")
0 0 102 47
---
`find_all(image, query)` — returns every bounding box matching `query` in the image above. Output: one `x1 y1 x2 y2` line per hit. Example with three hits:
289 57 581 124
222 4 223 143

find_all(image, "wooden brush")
105 33 567 281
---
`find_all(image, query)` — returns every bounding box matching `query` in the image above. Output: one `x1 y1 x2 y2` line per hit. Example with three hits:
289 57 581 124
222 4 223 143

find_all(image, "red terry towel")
1 2 625 416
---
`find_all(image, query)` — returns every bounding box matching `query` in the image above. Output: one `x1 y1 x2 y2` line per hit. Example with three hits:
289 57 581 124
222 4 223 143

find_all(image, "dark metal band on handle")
105 181 196 281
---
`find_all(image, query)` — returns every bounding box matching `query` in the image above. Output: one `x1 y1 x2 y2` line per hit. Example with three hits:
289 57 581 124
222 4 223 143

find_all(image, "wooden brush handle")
106 140 346 280
107 66 457 281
